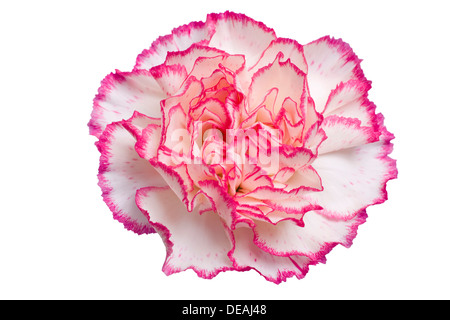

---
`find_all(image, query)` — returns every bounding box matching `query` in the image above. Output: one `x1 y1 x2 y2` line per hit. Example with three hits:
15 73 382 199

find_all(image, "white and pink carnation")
89 11 397 283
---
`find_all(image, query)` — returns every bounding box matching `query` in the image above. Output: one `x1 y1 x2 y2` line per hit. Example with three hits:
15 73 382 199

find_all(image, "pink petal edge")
96 121 167 234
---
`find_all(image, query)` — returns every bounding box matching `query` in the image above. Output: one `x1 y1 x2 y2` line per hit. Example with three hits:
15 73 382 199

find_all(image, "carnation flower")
88 11 397 283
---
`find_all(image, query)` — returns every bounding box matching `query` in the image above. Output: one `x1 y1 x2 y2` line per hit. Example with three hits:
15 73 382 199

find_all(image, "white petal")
230 223 310 283
303 36 365 113
134 21 211 70
252 210 367 258
318 115 379 154
89 70 165 138
97 121 167 234
136 186 233 278
307 130 397 220
322 80 375 126
207 12 277 68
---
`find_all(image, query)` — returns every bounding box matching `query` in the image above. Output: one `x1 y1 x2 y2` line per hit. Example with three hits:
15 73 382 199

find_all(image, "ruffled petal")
134 20 211 70
206 11 277 68
322 79 376 126
160 104 189 163
229 222 311 283
161 44 245 81
318 115 380 154
89 70 165 138
197 180 239 228
136 186 233 279
150 64 188 96
122 111 161 139
242 186 309 201
264 198 321 217
282 166 323 191
306 116 397 220
149 160 190 208
134 123 161 161
236 38 308 96
162 77 204 115
164 44 229 75
251 210 368 259
189 54 245 80
249 37 308 74
303 36 365 113
279 146 315 170
96 121 167 234
247 57 306 116
190 97 231 130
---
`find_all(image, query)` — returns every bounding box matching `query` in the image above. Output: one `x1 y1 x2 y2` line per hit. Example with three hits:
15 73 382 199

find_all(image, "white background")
1 0 449 300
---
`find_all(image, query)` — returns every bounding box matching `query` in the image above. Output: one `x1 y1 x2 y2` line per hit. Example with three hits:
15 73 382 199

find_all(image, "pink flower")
89 11 397 283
